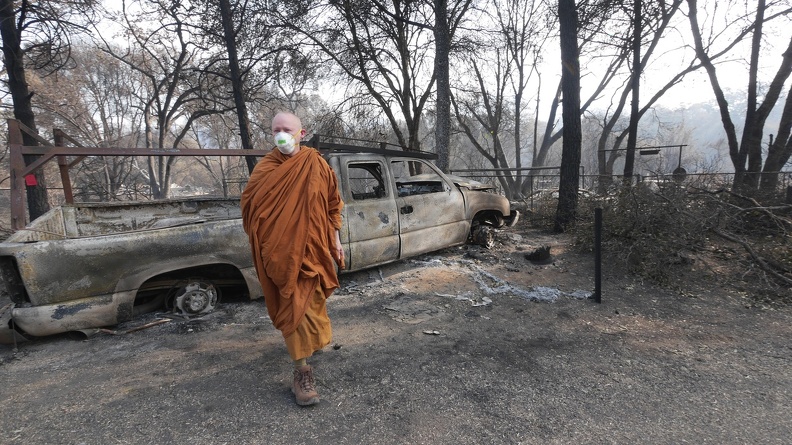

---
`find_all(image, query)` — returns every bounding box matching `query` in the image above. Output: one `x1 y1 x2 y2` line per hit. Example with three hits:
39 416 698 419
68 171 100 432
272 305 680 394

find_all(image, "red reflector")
25 174 38 186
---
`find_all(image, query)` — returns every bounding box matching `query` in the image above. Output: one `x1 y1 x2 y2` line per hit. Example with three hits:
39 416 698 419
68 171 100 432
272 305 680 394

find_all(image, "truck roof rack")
306 134 438 160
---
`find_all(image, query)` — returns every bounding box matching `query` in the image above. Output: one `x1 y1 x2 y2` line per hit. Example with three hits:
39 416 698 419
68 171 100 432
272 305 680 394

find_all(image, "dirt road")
1 229 791 444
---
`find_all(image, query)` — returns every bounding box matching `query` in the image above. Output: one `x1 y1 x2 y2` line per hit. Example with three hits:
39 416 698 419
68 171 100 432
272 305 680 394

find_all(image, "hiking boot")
292 365 320 406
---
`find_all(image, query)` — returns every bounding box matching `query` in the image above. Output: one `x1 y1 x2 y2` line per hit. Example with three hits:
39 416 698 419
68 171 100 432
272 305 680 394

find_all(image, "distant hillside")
651 90 786 173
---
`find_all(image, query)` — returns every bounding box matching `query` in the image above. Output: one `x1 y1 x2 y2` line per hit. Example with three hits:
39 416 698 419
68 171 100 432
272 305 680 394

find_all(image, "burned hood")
407 173 495 191
446 175 495 191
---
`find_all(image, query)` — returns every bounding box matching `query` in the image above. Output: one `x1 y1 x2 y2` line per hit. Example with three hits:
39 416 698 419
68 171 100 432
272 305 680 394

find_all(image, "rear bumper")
3 293 132 339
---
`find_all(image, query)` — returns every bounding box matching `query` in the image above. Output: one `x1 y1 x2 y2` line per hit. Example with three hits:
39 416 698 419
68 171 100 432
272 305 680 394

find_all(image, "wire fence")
450 168 792 198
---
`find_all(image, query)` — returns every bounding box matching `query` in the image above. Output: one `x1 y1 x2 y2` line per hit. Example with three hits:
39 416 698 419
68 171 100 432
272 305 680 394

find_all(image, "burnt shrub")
527 181 791 300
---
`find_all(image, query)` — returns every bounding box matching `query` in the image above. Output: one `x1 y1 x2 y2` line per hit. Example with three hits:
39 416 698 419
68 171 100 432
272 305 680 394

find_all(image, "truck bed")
6 197 242 242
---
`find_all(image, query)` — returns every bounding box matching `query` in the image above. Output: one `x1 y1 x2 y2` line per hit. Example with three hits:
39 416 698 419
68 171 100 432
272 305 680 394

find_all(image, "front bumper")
506 210 520 227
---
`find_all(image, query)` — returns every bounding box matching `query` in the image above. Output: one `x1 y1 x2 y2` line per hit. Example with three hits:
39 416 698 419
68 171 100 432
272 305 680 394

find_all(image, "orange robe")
241 147 343 338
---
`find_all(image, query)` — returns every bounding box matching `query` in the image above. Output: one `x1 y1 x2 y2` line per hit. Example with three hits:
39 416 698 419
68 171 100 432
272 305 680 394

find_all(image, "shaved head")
271 112 306 156
272 112 302 133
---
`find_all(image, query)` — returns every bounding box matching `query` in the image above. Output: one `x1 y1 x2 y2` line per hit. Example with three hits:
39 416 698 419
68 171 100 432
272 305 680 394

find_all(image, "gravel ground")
1 228 791 445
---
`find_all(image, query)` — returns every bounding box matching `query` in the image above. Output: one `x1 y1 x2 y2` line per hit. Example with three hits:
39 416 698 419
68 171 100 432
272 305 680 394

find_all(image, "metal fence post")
593 207 602 304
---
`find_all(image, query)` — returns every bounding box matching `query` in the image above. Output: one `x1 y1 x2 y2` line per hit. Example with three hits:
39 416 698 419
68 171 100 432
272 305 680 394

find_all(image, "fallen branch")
710 227 792 287
705 188 792 231
99 318 171 335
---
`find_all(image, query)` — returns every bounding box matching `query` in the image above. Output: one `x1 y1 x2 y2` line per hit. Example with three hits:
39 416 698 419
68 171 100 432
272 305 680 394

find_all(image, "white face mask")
274 131 297 155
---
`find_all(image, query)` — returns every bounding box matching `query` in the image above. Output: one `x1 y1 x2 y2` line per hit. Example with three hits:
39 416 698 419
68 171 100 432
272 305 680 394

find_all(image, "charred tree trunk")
0 0 50 221
762 82 792 191
739 0 766 189
554 0 581 232
434 0 451 172
218 0 257 174
622 0 641 184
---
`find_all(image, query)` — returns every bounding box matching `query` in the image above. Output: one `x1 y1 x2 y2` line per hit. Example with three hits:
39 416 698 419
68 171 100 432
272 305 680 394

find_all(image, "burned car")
0 150 518 341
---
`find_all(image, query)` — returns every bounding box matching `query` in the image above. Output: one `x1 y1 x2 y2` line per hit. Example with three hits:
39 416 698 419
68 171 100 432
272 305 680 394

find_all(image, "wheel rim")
172 281 218 316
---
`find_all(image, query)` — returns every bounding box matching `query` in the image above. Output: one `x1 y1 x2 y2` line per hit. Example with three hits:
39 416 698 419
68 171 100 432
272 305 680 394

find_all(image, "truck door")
390 158 468 258
340 160 400 270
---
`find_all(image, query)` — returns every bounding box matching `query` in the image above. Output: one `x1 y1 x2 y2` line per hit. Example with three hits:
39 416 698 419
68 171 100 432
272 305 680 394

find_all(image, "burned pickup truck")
0 149 518 341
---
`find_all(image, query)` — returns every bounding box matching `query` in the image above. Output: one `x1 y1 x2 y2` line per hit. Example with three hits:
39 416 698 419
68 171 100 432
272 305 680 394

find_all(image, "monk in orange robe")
241 112 344 406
